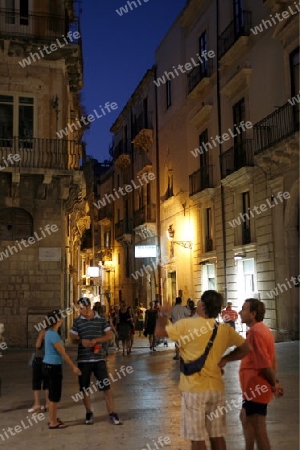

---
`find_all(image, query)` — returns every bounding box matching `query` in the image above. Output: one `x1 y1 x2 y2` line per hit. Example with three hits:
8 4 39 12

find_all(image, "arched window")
0 207 33 240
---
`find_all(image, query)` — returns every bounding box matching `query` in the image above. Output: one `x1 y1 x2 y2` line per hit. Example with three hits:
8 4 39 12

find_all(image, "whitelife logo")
0 153 21 171
56 101 118 139
94 172 155 209
18 31 80 67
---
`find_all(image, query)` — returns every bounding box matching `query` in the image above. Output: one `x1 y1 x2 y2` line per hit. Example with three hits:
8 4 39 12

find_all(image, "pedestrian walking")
170 297 191 360
28 328 49 413
118 301 132 355
136 303 146 337
43 309 81 429
155 290 250 450
70 298 122 425
127 306 135 353
221 302 238 329
234 298 283 450
144 301 158 351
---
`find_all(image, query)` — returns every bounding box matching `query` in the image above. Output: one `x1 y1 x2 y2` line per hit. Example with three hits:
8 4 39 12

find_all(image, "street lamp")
167 224 192 250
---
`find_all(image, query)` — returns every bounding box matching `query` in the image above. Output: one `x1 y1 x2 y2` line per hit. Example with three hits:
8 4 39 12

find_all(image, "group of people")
27 291 283 449
156 290 283 450
28 298 122 429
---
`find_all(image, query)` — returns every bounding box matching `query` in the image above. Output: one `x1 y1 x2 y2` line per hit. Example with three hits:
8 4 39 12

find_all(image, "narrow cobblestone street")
0 338 298 450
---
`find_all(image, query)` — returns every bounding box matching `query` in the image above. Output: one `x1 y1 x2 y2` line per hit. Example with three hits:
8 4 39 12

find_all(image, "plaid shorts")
181 390 226 441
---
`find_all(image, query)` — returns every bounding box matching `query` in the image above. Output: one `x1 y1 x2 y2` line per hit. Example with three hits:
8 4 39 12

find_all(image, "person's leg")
240 407 255 450
210 437 226 450
78 363 92 413
103 389 114 414
48 365 64 427
148 335 152 349
49 401 59 426
251 415 270 450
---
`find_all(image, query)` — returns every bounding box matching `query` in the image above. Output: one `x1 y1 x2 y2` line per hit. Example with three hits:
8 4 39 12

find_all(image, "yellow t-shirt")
166 317 245 393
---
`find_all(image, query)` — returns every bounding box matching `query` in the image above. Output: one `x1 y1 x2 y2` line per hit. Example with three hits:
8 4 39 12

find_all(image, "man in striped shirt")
70 298 122 425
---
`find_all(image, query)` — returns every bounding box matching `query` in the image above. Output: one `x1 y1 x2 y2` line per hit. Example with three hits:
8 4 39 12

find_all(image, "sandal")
47 418 62 425
49 422 67 429
28 406 41 413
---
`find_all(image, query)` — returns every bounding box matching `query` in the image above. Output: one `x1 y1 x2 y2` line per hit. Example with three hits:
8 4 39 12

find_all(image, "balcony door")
2 0 32 32
199 129 209 190
233 98 245 168
0 95 34 148
233 0 244 36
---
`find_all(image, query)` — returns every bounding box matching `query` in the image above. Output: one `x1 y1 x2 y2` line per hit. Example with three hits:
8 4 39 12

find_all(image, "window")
204 207 213 252
242 191 251 244
199 31 208 74
203 263 216 290
290 47 299 123
0 95 34 140
199 129 209 167
166 80 172 109
233 0 244 35
0 207 33 240
238 258 255 294
166 169 173 198
5 0 29 25
233 97 245 166
104 231 111 248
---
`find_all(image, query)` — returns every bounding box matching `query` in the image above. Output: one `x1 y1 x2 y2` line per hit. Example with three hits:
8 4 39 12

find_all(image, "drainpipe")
216 0 227 302
154 65 162 303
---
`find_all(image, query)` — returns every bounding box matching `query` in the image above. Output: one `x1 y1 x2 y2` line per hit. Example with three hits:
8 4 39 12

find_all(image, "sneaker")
109 412 123 425
85 411 94 425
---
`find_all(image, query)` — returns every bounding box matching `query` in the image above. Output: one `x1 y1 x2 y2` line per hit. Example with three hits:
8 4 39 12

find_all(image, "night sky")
80 0 187 161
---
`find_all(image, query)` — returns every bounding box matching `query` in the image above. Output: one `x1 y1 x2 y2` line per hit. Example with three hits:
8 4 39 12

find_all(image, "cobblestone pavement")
0 338 298 450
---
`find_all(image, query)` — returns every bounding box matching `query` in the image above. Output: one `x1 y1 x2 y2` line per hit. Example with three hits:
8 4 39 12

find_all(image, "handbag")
180 321 218 376
28 352 36 368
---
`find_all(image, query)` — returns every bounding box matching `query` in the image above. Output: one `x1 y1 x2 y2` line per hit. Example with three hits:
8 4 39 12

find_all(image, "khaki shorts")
181 390 226 441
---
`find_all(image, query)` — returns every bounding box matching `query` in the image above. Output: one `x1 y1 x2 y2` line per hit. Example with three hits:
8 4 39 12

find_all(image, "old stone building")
0 0 87 345
98 0 299 339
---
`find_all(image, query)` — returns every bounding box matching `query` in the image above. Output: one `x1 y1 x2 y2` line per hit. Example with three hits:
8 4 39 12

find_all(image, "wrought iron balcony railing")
98 204 113 222
132 112 153 138
109 139 131 160
0 8 80 42
220 139 254 178
133 204 156 228
0 137 82 170
189 165 214 196
253 101 299 155
187 59 213 95
115 219 132 239
218 11 252 59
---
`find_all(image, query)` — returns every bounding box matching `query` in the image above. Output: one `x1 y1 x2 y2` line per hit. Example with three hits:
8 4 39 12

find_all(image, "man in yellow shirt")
155 290 250 450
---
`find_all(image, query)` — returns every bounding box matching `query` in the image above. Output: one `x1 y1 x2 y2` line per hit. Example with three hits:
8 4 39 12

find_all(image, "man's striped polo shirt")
71 312 111 362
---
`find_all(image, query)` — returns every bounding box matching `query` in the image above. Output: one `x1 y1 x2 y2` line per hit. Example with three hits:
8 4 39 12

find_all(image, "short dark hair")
77 297 91 306
175 297 182 305
245 298 265 322
201 290 223 318
46 309 63 327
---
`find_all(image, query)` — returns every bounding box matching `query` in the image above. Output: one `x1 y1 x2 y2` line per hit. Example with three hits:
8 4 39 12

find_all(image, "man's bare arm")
218 341 251 368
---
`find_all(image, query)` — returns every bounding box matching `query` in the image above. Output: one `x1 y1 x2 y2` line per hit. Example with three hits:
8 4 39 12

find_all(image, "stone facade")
94 0 299 339
0 1 87 346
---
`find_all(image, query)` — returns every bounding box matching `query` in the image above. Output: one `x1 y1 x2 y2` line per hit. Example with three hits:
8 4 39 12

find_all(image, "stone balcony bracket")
221 67 252 102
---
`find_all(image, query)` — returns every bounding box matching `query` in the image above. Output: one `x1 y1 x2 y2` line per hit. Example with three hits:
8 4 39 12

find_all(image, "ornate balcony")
187 60 214 97
220 140 254 179
115 219 132 245
253 102 299 155
133 204 156 238
131 112 153 150
0 9 80 42
218 11 252 62
109 139 131 169
98 204 113 226
189 165 214 197
0 137 82 170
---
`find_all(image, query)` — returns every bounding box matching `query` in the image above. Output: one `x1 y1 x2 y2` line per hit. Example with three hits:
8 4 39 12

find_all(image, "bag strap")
201 320 219 360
